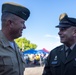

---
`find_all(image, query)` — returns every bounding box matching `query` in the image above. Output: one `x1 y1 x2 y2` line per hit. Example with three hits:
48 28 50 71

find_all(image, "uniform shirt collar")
65 43 76 51
0 30 10 47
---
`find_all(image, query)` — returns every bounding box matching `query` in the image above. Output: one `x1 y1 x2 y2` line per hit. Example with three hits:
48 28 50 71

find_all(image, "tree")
15 37 37 51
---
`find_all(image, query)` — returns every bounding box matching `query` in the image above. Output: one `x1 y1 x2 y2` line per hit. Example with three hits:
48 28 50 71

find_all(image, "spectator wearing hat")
0 2 30 75
42 13 76 75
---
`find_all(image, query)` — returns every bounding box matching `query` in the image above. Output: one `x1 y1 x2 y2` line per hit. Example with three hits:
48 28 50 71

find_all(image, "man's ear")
7 20 13 28
7 19 11 24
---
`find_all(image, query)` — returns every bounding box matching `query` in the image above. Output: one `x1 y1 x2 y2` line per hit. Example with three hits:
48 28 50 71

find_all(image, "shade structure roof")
37 50 49 55
23 49 38 54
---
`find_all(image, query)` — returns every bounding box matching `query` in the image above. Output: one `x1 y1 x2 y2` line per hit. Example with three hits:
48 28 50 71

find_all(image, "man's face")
10 15 26 39
58 26 75 45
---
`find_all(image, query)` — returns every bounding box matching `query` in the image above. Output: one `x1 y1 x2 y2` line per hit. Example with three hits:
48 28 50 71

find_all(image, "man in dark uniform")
0 2 30 75
42 13 76 75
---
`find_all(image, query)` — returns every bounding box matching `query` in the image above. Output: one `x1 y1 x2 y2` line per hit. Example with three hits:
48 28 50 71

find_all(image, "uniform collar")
0 30 10 47
65 43 76 51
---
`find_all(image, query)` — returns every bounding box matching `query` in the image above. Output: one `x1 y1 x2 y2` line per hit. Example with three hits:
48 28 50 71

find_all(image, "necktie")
66 47 71 57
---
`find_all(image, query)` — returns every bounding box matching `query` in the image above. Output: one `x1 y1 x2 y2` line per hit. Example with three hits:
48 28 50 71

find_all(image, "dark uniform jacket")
0 30 25 75
42 44 76 75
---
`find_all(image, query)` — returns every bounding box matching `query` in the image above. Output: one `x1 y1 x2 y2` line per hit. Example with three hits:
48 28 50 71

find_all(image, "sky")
0 0 76 51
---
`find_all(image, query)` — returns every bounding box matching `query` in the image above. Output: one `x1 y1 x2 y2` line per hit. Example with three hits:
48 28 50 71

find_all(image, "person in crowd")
42 13 76 75
0 2 30 75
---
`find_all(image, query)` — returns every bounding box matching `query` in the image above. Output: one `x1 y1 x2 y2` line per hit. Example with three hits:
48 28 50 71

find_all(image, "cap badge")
59 13 67 21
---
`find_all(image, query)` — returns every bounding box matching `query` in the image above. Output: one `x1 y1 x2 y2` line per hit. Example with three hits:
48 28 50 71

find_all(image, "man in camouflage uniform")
0 2 30 75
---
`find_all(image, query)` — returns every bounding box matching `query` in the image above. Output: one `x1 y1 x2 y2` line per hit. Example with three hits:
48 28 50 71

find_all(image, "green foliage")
15 37 37 51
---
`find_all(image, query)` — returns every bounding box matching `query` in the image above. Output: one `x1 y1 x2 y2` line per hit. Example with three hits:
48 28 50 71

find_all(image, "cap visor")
55 24 71 28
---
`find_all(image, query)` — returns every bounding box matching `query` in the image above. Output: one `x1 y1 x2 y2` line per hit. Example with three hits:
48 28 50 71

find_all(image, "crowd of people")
24 53 48 66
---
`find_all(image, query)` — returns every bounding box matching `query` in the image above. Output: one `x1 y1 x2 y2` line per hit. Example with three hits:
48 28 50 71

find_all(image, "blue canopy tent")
23 49 38 55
